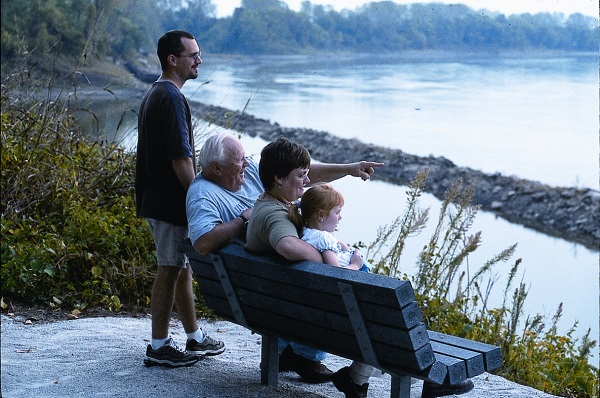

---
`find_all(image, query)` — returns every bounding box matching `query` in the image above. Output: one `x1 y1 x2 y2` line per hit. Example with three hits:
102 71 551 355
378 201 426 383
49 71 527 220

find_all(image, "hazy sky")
214 0 599 18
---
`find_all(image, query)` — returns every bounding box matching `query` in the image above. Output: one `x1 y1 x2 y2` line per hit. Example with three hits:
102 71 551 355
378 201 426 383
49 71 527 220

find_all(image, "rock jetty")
191 101 599 251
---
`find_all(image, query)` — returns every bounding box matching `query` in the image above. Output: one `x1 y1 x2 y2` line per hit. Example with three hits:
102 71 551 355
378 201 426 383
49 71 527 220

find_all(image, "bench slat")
180 240 502 394
428 331 503 371
430 341 485 378
431 352 467 385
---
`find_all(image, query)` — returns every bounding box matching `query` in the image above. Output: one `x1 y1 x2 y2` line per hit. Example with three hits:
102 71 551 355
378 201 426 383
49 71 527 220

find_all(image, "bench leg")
260 335 279 386
390 375 412 398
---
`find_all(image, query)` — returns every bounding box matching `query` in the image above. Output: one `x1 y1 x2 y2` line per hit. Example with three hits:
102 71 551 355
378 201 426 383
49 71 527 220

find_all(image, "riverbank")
78 63 599 251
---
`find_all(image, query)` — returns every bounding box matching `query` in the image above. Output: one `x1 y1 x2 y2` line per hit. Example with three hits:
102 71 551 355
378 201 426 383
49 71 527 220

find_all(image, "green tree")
213 4 315 54
2 0 598 63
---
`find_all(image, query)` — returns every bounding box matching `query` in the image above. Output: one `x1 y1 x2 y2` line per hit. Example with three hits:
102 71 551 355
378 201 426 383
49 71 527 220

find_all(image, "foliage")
0 0 597 68
0 59 158 312
366 171 599 398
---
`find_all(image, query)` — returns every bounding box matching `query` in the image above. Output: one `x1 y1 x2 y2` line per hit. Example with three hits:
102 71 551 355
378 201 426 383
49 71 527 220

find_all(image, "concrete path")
1 315 558 398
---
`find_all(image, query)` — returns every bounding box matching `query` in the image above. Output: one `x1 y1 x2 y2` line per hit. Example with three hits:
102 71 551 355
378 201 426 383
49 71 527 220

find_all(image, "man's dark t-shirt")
135 81 196 226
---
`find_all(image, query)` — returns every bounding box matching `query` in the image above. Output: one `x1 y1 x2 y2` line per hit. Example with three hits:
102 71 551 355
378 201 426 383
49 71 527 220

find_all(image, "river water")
86 52 596 360
177 52 598 361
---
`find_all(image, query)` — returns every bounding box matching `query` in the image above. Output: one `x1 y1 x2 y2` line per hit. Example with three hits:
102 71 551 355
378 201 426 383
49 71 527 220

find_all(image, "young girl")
289 183 369 273
289 183 382 397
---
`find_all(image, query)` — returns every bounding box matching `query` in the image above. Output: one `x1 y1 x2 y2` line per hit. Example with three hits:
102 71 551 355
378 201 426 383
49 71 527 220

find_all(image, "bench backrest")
183 240 449 383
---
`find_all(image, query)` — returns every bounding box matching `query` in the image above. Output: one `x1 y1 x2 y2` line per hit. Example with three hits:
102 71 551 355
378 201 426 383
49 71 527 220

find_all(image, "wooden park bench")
181 239 502 398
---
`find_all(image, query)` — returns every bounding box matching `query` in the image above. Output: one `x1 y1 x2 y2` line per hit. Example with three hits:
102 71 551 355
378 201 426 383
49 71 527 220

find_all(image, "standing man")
136 30 225 368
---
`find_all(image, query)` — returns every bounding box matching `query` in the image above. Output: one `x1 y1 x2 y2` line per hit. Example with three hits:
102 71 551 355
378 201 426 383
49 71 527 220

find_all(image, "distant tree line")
1 0 597 64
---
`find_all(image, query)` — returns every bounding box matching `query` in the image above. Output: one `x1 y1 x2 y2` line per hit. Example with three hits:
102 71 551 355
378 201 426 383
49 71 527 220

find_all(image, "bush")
0 69 157 312
366 170 599 397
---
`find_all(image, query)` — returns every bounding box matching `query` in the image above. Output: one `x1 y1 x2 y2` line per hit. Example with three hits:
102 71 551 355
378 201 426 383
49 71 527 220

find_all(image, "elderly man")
186 131 382 383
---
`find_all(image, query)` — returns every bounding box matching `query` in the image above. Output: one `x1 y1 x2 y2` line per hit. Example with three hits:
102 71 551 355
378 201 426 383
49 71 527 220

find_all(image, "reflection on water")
184 52 598 190
73 92 140 150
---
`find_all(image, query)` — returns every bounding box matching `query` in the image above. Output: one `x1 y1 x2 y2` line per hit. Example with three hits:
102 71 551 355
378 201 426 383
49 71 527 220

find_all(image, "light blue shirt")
187 159 263 245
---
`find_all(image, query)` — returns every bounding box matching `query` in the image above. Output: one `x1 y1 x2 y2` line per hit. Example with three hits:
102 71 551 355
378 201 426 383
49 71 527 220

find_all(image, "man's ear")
210 162 222 176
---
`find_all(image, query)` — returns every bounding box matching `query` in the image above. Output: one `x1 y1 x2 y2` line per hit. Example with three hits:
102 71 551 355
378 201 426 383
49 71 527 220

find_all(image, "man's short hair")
199 132 236 170
157 30 196 71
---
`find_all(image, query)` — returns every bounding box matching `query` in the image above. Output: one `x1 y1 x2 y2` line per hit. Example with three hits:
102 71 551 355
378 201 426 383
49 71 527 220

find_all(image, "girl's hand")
350 249 363 269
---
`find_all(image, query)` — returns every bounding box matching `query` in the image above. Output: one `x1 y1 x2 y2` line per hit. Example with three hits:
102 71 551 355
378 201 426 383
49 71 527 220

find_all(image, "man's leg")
177 265 226 356
144 264 199 367
144 218 199 367
173 265 198 334
151 266 181 340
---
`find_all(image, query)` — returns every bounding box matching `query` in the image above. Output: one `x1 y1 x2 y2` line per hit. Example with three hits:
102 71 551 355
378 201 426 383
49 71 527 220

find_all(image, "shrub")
0 67 157 312
366 170 599 397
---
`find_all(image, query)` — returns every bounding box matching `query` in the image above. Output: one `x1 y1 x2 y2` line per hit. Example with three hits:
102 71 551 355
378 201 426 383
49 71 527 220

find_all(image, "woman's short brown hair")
259 137 310 190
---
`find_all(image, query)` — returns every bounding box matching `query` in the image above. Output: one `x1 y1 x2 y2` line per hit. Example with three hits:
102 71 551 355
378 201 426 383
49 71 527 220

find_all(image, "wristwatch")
238 214 249 230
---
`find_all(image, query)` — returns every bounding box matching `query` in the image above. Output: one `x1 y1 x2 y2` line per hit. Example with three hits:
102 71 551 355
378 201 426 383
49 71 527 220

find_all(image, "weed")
366 172 598 397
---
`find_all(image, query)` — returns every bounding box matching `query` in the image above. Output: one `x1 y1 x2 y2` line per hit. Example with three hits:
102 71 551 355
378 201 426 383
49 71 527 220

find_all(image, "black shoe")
186 335 226 356
297 360 334 384
144 338 200 368
332 366 369 398
278 346 333 383
278 346 296 372
422 378 474 398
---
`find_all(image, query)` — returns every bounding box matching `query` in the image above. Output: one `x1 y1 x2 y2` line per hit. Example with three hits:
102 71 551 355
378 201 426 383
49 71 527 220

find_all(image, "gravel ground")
1 315 559 398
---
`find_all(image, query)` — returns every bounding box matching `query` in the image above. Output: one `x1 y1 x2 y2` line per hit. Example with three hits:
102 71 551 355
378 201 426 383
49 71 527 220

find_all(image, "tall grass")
366 170 598 397
1 50 156 312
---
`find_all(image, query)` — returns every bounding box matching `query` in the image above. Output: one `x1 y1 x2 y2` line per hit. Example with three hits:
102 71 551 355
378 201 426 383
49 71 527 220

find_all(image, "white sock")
187 328 205 342
151 337 169 350
349 362 383 385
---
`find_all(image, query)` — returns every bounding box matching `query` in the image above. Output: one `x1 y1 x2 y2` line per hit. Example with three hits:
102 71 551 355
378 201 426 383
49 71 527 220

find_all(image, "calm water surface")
185 52 598 189
183 52 598 361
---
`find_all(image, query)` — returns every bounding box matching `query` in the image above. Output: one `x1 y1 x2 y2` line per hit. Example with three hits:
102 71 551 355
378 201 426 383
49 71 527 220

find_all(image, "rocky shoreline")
191 102 599 251
92 60 599 251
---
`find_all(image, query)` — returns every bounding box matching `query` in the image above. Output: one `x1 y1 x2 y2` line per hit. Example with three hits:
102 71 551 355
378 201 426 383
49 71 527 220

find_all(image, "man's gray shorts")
146 218 188 268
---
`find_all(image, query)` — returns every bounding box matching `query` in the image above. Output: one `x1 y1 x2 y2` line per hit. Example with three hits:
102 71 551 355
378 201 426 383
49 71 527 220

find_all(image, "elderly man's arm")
192 220 244 255
275 236 323 262
193 208 252 255
309 161 384 183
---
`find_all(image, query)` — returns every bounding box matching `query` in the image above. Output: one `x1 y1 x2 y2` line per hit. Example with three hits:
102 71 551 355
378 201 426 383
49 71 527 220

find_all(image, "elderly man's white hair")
199 131 237 170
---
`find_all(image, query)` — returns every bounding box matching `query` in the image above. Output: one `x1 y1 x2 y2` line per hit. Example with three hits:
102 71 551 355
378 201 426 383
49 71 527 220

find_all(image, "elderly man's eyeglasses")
177 52 202 61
